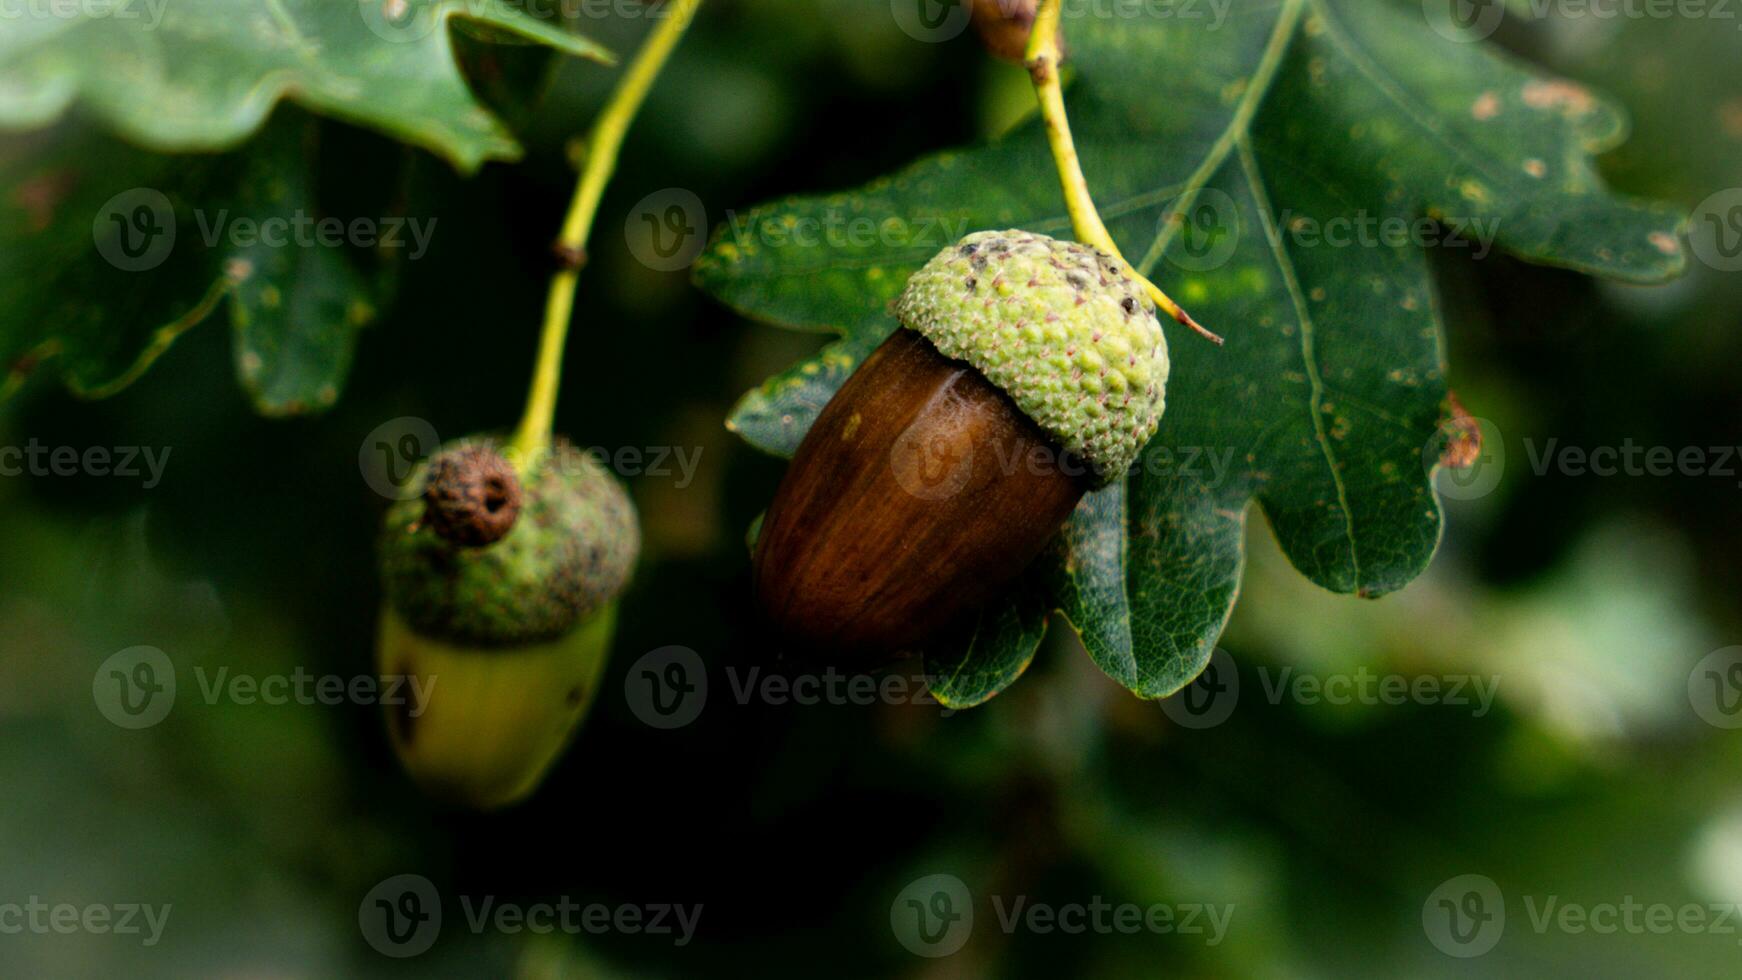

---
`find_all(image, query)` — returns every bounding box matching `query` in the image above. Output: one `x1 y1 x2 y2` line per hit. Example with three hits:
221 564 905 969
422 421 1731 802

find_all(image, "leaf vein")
1235 134 1361 584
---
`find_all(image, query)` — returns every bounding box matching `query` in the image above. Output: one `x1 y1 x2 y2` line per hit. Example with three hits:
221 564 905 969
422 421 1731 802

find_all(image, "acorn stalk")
754 230 1170 657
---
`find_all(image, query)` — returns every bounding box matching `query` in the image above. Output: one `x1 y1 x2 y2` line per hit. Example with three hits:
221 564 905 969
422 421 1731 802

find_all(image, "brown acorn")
753 230 1171 657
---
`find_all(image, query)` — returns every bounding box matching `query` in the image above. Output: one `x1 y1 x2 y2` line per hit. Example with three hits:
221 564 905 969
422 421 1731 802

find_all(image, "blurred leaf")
696 0 1686 702
0 0 612 172
1 116 392 414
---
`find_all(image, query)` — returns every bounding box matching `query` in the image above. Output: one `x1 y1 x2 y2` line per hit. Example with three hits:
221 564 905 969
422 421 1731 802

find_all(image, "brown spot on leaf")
1521 80 1596 116
1439 391 1483 470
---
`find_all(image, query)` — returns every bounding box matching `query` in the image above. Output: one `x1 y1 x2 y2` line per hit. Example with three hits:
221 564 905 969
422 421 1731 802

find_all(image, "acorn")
377 437 638 809
753 230 1169 657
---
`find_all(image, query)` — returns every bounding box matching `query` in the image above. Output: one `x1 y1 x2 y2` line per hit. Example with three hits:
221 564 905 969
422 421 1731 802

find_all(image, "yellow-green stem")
510 0 705 470
1022 0 1221 345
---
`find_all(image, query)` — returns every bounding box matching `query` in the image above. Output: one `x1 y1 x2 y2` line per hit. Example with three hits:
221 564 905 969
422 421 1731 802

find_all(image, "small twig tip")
1175 308 1224 346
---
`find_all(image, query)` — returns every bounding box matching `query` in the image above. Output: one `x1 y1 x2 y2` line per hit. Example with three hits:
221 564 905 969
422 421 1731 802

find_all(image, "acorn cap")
379 438 639 647
893 230 1169 485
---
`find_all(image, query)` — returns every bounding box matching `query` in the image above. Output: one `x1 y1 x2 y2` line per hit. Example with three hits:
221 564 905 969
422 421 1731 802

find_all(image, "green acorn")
753 230 1168 655
377 437 637 809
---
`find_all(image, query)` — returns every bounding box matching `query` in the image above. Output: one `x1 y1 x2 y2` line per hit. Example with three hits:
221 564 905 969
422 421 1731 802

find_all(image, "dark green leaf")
696 0 1687 703
1 116 393 414
0 0 612 173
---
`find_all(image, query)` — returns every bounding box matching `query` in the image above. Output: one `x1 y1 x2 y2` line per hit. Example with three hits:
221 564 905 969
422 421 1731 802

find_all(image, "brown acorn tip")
422 444 523 548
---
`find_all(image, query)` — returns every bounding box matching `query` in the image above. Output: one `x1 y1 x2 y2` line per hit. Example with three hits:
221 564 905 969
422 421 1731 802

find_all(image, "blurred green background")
2 1 1741 976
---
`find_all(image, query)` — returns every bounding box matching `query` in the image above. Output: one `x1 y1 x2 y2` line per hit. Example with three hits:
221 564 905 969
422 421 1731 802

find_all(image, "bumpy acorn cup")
377 439 638 810
753 230 1169 657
